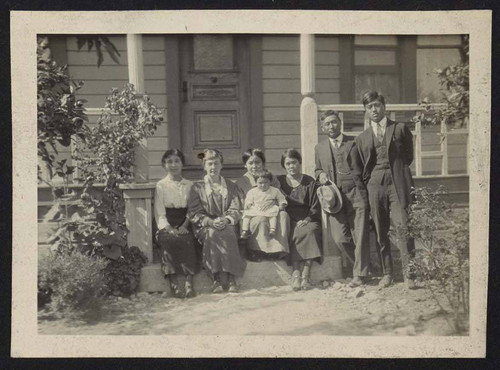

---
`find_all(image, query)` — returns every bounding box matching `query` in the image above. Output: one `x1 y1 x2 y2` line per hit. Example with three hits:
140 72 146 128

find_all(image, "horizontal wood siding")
262 35 340 175
65 35 168 181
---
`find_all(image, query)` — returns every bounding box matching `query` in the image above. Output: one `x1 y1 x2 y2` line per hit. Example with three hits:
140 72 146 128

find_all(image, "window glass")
417 35 462 46
354 50 396 66
416 48 461 102
193 35 234 71
354 73 400 104
355 35 398 46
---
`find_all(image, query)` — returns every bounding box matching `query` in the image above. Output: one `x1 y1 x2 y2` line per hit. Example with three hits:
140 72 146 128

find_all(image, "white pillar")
127 34 148 183
127 34 145 94
300 34 343 279
300 34 318 177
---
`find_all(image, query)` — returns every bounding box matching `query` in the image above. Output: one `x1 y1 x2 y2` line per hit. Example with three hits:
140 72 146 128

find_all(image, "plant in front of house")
68 84 163 295
37 36 111 315
413 35 469 130
399 186 469 334
102 246 148 297
38 249 109 318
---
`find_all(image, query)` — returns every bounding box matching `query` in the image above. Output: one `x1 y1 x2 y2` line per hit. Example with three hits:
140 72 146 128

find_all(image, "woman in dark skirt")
277 149 322 290
188 149 246 293
154 149 200 298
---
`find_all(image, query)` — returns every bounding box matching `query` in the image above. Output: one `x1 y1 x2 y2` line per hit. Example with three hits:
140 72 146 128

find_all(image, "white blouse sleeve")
154 182 170 230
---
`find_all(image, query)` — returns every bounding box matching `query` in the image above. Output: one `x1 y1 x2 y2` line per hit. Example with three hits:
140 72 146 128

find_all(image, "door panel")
180 35 250 166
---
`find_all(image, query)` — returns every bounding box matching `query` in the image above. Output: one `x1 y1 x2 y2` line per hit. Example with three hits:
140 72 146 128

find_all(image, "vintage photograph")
12 11 490 357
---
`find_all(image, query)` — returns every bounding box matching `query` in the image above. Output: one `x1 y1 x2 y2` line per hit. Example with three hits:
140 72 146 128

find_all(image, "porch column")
300 34 318 177
124 34 154 264
127 34 148 183
300 34 343 277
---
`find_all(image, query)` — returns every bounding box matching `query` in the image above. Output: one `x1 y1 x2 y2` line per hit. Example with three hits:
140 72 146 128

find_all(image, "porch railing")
317 103 469 177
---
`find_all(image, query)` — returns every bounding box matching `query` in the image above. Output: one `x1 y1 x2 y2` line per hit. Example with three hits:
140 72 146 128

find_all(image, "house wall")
54 34 467 180
65 35 169 181
261 35 340 176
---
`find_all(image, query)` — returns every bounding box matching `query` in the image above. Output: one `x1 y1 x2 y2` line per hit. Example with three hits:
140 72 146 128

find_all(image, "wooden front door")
179 35 251 168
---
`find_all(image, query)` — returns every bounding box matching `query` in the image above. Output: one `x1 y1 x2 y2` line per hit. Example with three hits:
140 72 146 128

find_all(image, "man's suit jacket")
355 118 415 209
314 135 367 201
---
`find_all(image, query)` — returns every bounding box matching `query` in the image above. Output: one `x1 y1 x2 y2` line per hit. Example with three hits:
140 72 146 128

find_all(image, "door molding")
165 36 182 150
165 35 263 157
248 36 264 149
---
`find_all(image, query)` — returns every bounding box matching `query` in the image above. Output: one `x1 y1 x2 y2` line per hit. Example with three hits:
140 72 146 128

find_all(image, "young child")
240 170 287 239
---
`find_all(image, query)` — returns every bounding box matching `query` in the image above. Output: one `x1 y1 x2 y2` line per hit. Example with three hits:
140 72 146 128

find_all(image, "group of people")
154 90 416 298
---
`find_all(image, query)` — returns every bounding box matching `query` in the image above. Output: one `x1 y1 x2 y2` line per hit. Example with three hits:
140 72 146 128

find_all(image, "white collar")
329 133 344 145
162 176 188 186
204 175 228 199
371 116 388 129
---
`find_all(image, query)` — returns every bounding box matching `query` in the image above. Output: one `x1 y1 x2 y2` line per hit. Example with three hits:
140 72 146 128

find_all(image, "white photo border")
11 10 491 358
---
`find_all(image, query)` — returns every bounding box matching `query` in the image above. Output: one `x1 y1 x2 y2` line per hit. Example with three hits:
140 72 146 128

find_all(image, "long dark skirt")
198 225 246 278
288 219 322 263
157 208 199 276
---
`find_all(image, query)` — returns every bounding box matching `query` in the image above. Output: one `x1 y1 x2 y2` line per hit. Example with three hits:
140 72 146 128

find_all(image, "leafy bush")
37 36 87 181
100 246 147 297
413 35 469 130
400 186 469 333
38 251 109 316
72 83 163 252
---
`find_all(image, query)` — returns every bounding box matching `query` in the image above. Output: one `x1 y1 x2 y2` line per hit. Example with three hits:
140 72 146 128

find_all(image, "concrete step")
138 256 343 294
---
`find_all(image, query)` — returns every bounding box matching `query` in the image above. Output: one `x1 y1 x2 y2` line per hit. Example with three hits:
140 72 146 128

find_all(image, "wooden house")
39 34 469 289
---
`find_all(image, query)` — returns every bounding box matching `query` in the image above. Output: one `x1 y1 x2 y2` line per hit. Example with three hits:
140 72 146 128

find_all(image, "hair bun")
197 152 205 160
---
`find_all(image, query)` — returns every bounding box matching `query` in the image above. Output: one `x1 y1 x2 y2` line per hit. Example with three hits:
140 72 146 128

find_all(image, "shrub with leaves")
38 251 109 316
100 246 147 297
37 36 87 181
76 35 121 67
72 84 163 252
412 35 469 130
400 186 469 333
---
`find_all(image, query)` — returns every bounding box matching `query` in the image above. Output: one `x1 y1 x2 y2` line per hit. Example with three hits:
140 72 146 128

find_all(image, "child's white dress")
243 186 287 218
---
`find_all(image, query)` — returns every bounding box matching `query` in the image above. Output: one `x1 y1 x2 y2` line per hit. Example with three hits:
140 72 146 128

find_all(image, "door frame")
165 35 263 177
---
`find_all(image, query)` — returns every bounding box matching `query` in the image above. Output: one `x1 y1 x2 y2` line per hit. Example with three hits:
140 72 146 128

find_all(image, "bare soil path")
38 279 465 336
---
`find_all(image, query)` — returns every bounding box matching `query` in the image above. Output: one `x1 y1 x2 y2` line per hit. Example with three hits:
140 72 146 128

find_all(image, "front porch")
38 33 469 293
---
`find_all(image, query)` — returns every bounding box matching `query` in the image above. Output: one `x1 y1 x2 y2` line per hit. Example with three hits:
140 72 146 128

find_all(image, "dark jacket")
314 134 368 202
355 119 415 209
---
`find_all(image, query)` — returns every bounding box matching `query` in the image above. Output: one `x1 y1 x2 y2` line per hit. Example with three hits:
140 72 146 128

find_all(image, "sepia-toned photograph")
11 10 490 357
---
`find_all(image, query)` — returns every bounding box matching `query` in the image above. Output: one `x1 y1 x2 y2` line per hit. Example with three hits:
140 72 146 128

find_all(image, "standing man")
355 91 416 289
315 110 371 288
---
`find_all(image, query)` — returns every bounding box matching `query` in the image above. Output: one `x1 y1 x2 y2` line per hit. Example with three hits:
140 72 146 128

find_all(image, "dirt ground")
38 278 467 336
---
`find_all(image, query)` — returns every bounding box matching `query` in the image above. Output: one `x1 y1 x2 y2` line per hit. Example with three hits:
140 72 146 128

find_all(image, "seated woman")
154 149 200 298
240 170 288 239
277 149 322 291
188 149 246 293
235 148 290 261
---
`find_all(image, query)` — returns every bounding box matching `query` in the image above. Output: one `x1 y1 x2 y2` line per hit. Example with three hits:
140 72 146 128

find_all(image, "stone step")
138 256 343 294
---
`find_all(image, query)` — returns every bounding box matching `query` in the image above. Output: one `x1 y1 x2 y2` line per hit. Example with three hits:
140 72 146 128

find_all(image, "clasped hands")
209 217 229 230
161 224 189 236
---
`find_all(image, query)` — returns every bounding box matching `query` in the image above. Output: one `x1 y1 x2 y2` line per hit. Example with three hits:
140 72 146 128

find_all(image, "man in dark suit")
315 110 370 288
355 91 416 289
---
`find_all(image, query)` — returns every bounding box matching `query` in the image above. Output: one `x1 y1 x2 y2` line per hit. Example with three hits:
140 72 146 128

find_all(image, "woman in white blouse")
154 149 200 298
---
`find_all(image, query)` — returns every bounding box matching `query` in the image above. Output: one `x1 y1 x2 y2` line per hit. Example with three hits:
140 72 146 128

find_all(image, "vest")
370 128 392 185
331 141 355 192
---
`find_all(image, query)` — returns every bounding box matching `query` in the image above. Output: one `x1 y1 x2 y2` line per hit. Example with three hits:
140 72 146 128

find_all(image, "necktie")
377 123 385 142
334 140 340 149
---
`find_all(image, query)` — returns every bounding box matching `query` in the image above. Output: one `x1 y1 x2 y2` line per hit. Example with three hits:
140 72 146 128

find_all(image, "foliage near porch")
38 37 163 316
